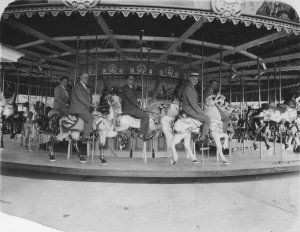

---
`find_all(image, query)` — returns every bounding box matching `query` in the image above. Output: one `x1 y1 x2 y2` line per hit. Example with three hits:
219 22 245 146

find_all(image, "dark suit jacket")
54 84 70 111
121 85 140 114
69 81 91 114
182 82 203 116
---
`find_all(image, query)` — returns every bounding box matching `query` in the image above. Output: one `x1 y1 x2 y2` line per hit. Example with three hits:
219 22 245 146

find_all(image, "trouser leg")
218 109 228 133
79 113 93 139
128 109 149 135
191 113 211 138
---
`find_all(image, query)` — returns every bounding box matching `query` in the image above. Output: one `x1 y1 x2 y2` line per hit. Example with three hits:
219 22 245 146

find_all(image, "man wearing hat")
69 73 93 142
121 76 150 140
182 73 211 142
203 79 219 101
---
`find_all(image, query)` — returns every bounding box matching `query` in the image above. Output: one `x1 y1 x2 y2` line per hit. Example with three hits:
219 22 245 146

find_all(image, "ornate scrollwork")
62 0 100 9
211 0 244 17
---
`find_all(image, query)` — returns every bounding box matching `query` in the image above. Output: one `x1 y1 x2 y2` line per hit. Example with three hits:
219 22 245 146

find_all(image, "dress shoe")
78 154 86 163
192 159 199 164
100 156 108 165
49 154 56 162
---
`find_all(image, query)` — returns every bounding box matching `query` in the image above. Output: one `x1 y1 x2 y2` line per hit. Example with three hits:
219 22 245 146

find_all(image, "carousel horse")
244 105 272 150
0 87 16 149
98 91 166 159
46 93 109 163
266 93 300 150
20 111 39 151
244 92 300 151
107 92 166 142
161 95 231 165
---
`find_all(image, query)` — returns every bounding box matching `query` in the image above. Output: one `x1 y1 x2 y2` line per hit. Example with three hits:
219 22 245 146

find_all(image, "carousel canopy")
0 0 299 100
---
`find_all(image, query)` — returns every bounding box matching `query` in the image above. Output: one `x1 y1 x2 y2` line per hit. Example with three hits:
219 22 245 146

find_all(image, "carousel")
0 0 300 178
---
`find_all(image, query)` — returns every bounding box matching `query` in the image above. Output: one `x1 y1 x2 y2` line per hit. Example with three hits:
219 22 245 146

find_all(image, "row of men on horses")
53 72 227 144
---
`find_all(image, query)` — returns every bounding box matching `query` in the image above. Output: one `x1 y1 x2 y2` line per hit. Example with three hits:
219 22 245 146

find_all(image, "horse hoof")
284 144 289 150
222 160 230 165
170 159 177 166
49 155 56 162
78 154 86 164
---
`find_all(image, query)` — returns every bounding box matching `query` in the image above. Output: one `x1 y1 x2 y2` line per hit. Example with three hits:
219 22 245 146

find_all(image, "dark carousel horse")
0 83 17 148
244 105 272 150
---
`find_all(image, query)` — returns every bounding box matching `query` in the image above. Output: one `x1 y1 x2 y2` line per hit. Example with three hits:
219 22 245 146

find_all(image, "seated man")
121 75 150 140
203 79 229 132
54 76 70 115
182 73 211 142
69 73 93 142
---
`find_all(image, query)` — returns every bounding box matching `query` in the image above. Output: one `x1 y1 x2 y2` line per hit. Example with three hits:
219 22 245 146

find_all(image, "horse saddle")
60 114 79 132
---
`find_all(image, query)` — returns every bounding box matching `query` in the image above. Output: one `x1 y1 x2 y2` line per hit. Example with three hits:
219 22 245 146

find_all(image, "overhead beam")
5 19 76 54
18 58 71 72
234 52 300 69
4 19 88 63
3 64 70 78
15 34 257 68
19 49 74 68
205 65 300 79
95 15 127 62
184 31 288 69
156 18 206 65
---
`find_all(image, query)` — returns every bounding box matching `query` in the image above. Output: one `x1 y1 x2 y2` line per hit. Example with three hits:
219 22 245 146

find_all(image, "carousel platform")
1 136 300 178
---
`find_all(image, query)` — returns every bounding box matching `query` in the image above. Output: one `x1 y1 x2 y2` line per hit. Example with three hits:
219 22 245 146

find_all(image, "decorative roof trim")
2 5 300 35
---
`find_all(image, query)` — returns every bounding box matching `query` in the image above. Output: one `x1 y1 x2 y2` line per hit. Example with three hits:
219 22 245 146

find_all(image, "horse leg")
170 133 185 164
0 132 4 149
49 135 56 162
74 140 86 164
213 135 229 164
253 133 258 150
99 142 108 164
183 133 197 162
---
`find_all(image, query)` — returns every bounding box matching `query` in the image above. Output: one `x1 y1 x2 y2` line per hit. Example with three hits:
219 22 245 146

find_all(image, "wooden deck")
1 136 300 178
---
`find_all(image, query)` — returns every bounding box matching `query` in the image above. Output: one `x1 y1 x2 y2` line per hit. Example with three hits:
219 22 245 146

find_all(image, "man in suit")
203 79 229 132
182 73 211 142
121 76 150 140
54 76 70 115
203 79 219 101
69 73 93 142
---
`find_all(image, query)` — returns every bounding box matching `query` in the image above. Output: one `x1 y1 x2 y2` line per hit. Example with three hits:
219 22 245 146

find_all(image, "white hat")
188 72 200 79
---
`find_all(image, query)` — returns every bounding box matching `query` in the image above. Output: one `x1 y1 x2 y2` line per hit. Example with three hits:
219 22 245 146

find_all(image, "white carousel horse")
47 94 112 163
97 94 166 161
0 91 15 118
108 94 164 134
161 95 230 165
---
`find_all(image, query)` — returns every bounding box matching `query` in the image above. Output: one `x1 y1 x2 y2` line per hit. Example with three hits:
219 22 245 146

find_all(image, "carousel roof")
0 0 300 100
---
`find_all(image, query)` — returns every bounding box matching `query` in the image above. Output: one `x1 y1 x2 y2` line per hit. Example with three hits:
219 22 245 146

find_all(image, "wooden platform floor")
1 136 300 178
